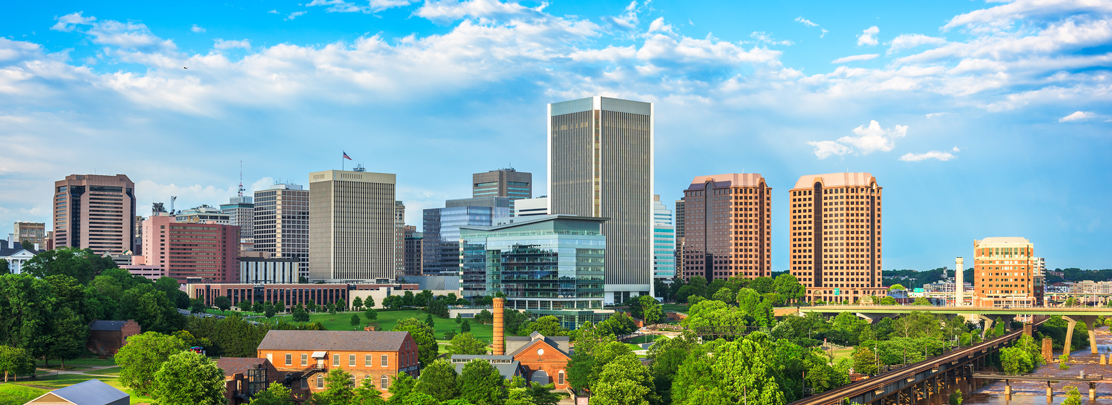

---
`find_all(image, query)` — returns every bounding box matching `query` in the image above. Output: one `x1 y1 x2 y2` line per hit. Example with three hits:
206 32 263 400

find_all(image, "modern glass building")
652 195 675 280
422 197 512 275
460 215 608 329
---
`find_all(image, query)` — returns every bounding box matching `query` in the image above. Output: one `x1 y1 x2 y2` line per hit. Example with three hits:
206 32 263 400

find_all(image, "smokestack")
493 298 505 356
956 257 964 306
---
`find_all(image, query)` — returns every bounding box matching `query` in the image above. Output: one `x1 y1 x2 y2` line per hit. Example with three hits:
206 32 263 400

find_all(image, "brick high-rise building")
53 174 136 255
973 237 1042 307
788 172 886 303
13 222 45 248
308 169 397 282
473 168 532 201
254 183 310 280
140 215 239 283
681 174 771 281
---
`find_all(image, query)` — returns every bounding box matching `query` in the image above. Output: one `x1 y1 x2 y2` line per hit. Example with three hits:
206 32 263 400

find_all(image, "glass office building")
652 195 675 280
460 215 608 329
422 197 512 275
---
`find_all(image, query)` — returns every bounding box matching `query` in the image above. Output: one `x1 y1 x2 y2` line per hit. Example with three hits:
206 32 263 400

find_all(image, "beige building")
973 237 1042 307
680 173 772 281
13 222 46 248
53 174 136 255
394 201 405 277
788 172 886 303
309 169 397 282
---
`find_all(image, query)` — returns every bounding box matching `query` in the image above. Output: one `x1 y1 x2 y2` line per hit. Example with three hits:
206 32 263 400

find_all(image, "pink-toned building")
120 263 167 281
141 215 240 283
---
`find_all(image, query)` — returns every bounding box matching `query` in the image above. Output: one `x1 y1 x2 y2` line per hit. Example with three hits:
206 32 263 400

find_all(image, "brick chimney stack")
493 297 505 355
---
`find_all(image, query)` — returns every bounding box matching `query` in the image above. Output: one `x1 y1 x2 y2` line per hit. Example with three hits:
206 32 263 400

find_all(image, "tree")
0 274 52 361
352 375 386 405
638 295 662 325
448 332 488 356
647 334 696 404
1000 347 1033 375
116 332 187 396
214 296 232 313
0 345 35 382
253 301 266 313
46 306 88 368
888 284 906 291
153 351 227 405
351 314 362 329
365 296 376 309
389 372 418 400
364 307 378 322
191 298 207 314
773 273 806 304
394 318 439 367
414 359 459 402
276 300 286 313
314 368 355 405
293 304 310 322
327 302 338 320
521 316 567 337
592 354 657 405
21 247 99 284
353 297 364 311
1063 386 1082 405
461 320 472 333
265 304 277 319
852 347 879 375
249 383 295 405
455 313 462 324
566 350 595 392
0 259 8 275
20 240 33 250
457 359 505 405
238 299 254 312
949 389 963 405
425 314 436 328
712 287 735 304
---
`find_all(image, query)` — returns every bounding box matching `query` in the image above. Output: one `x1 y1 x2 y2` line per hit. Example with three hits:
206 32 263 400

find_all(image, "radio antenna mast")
238 161 244 197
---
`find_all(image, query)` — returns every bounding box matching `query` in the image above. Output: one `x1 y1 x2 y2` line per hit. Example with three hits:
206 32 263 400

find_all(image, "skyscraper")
422 197 511 277
674 197 685 276
681 174 771 281
308 169 397 281
652 195 675 280
140 215 239 283
395 201 405 277
53 174 136 255
548 96 653 304
220 196 254 245
788 172 885 303
403 226 423 276
473 168 532 200
254 183 310 280
973 237 1042 307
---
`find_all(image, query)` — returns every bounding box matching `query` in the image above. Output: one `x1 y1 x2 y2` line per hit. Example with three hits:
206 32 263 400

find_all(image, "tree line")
656 274 806 306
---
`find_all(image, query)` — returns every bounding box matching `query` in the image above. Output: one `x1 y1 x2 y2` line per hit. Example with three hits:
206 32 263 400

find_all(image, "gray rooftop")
47 379 129 405
258 330 409 352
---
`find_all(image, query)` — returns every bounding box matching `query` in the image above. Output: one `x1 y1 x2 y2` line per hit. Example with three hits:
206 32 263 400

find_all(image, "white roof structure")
25 379 129 405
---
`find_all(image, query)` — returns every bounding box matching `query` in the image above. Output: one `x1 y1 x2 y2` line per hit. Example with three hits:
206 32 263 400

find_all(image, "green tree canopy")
314 367 355 405
352 296 364 311
394 318 439 367
593 354 657 405
448 332 488 356
214 296 232 313
116 332 187 396
638 295 663 325
413 359 459 402
0 345 35 382
457 359 505 405
153 351 226 405
248 383 295 405
22 247 108 285
888 284 906 291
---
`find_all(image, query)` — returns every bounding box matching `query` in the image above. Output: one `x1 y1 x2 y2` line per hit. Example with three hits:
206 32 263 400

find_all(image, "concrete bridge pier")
971 314 995 340
1061 315 1100 360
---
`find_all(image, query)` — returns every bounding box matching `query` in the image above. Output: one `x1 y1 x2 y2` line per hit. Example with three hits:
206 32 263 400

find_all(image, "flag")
343 151 352 160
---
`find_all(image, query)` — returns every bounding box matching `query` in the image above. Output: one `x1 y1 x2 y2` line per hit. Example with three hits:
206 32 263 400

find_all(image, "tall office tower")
514 197 548 217
422 197 511 276
674 197 685 276
548 96 653 304
403 226 423 276
140 215 239 283
681 174 771 282
133 216 144 255
176 205 230 224
53 174 136 255
652 195 675 280
973 237 1042 307
220 196 255 245
473 168 533 200
254 183 310 280
308 170 397 282
12 222 45 248
394 201 405 277
788 172 886 303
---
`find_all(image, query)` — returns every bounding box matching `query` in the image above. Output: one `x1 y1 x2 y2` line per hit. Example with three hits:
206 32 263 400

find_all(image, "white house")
0 239 41 274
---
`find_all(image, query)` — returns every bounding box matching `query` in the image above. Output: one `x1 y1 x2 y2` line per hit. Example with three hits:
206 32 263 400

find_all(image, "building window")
349 354 356 367
365 355 372 367
381 355 388 367
302 354 308 366
316 375 324 389
301 379 307 389
380 375 389 389
559 371 565 385
334 354 340 366
285 354 292 366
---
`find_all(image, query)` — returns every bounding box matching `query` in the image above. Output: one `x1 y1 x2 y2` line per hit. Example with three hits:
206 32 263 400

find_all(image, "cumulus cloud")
887 34 945 55
268 9 278 14
51 12 95 32
795 16 827 38
191 24 206 33
214 39 251 50
415 0 547 24
857 26 879 46
603 1 648 32
944 0 1112 33
50 13 176 51
808 120 908 159
925 112 946 118
900 147 959 162
750 31 793 46
286 11 308 20
1058 111 1098 122
832 53 878 64
307 0 414 13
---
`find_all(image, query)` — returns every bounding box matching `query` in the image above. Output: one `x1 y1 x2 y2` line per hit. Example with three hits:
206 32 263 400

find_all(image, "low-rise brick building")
218 357 282 404
256 330 420 396
506 332 572 389
86 320 141 356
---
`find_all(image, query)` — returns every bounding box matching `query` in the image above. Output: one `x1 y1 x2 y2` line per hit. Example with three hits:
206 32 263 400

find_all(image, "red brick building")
506 332 572 389
140 215 240 283
184 282 419 311
86 320 141 356
256 330 420 396
218 357 282 404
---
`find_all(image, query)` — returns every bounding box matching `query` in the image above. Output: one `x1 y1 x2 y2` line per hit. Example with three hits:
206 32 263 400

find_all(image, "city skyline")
1 0 1110 271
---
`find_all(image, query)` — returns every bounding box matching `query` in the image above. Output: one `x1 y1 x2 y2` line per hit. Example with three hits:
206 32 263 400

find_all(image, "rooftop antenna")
238 161 244 197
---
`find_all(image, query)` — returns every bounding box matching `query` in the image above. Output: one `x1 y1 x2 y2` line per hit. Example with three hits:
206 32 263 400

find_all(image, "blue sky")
1 0 1110 271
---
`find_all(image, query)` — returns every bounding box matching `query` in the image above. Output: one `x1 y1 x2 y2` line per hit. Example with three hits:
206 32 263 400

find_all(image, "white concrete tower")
955 257 964 306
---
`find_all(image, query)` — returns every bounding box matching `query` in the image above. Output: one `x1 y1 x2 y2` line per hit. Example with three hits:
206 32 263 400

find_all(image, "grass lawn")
661 303 688 313
830 347 854 363
5 367 154 405
35 357 116 369
0 384 47 405
628 335 666 344
257 310 496 344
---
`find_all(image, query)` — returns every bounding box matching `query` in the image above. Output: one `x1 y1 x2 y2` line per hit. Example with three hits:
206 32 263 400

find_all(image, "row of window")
285 353 394 368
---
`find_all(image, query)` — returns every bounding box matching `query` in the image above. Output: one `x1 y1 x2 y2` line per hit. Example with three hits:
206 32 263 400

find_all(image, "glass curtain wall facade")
460 215 607 329
548 96 653 304
652 195 675 280
422 205 510 275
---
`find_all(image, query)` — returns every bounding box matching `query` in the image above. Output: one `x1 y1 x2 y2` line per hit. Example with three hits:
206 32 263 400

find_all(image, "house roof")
257 330 409 352
89 320 130 331
792 172 877 190
506 332 570 358
974 237 1031 246
0 242 42 258
36 379 128 405
216 357 270 377
451 358 524 380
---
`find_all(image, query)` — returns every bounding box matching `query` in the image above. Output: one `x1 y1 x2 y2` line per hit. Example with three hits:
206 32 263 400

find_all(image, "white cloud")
307 0 414 13
832 53 878 64
51 12 95 32
857 26 879 46
603 1 645 32
415 0 547 24
268 9 278 14
925 112 946 118
944 0 1112 33
286 11 308 20
214 39 251 50
887 34 946 55
794 16 818 27
809 120 908 159
49 13 176 51
191 24 206 33
807 140 852 159
900 149 957 161
750 31 793 46
1058 111 1097 122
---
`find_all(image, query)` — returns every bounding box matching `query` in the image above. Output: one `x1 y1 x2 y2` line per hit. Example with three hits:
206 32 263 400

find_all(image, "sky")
1 0 1110 271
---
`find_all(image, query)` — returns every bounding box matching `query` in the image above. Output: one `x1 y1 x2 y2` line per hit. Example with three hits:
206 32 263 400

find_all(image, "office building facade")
53 174 136 255
788 172 886 303
309 170 397 282
459 215 607 328
422 197 511 275
548 96 653 304
254 183 310 280
240 257 300 284
973 237 1043 307
474 169 532 201
13 222 46 248
403 227 422 276
681 174 771 282
515 197 548 217
652 195 675 280
220 196 255 244
674 197 685 276
394 201 405 278
177 205 230 224
140 215 239 283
